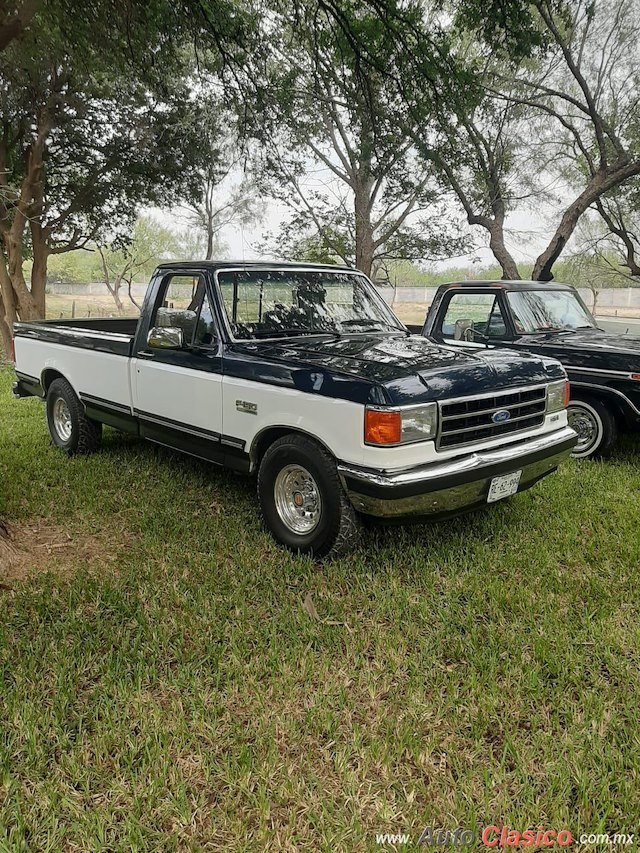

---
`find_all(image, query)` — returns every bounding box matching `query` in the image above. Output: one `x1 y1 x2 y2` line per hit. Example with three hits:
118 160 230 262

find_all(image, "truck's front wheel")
567 395 616 459
46 378 102 456
257 434 361 559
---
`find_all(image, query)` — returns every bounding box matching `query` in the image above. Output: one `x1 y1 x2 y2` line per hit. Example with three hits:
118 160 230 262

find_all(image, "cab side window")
152 274 217 348
441 293 507 340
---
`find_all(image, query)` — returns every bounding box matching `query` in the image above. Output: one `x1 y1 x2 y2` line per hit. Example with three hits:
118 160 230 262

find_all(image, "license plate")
487 471 522 503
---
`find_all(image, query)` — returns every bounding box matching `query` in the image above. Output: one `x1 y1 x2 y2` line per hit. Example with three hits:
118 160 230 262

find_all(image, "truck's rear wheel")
46 378 102 456
567 395 616 459
257 434 362 559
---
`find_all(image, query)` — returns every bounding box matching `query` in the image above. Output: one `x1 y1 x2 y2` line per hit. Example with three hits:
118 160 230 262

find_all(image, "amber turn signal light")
564 380 570 407
365 408 401 445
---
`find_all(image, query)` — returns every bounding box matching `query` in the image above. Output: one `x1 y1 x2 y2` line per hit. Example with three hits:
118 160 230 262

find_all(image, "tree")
0 0 256 353
181 111 261 260
442 0 640 280
592 182 640 279
419 83 530 280
248 0 469 278
98 217 179 313
0 43 210 348
260 189 468 277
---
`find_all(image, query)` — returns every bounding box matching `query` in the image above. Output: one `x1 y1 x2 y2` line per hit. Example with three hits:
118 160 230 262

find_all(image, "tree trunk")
109 276 125 313
206 224 214 260
354 178 375 278
532 194 593 281
2 232 40 320
99 249 125 313
0 252 17 332
488 226 521 280
127 278 141 312
30 244 48 318
0 293 12 359
0 107 52 330
532 162 640 281
29 204 49 317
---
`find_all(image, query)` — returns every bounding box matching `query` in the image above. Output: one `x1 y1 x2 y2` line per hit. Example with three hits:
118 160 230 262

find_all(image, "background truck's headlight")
365 403 437 445
546 379 570 413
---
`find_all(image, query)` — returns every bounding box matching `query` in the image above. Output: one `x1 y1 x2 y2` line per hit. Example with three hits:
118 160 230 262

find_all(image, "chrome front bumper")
337 426 577 518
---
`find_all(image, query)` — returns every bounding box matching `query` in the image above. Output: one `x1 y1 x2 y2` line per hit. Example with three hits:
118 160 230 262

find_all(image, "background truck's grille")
438 386 547 450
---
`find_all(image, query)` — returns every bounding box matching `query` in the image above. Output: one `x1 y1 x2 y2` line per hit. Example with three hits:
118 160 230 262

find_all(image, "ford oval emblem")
492 409 511 424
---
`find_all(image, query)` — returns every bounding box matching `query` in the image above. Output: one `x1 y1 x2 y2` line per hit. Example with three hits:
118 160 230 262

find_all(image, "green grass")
1 367 640 851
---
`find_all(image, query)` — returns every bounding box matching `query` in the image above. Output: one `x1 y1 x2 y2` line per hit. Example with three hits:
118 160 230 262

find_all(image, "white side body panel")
132 358 223 435
14 336 132 410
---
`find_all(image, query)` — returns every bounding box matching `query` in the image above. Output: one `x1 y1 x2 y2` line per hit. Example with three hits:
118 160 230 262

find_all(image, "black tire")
46 377 102 456
257 433 362 559
567 395 617 459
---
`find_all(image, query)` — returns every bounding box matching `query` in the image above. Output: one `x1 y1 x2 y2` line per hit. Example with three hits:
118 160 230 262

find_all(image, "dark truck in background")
13 262 575 558
418 280 640 459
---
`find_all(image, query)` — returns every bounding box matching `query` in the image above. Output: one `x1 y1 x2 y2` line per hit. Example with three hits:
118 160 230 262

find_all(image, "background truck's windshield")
507 290 596 333
217 269 403 339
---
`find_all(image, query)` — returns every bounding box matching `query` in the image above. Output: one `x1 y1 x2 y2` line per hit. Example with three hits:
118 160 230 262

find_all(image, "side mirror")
147 326 184 349
454 318 474 341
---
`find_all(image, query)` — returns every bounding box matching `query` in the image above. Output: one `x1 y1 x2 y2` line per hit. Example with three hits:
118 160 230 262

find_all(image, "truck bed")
13 317 137 357
13 317 139 413
46 317 139 335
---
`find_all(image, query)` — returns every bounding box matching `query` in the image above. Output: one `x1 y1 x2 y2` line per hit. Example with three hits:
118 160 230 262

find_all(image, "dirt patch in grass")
0 519 129 584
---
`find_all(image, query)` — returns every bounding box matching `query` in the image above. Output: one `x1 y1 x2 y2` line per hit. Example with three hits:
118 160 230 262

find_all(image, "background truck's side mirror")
147 326 184 349
454 318 474 341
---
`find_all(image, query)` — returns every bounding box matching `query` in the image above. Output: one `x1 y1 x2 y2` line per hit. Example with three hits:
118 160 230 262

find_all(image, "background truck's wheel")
257 433 362 559
46 377 102 456
567 395 616 459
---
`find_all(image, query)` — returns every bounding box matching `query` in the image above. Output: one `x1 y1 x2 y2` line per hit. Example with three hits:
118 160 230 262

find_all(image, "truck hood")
516 328 640 373
232 333 565 405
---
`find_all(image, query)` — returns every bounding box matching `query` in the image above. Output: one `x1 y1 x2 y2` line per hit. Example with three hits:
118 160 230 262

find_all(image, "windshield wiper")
339 319 408 335
251 328 334 339
535 326 577 335
339 319 395 331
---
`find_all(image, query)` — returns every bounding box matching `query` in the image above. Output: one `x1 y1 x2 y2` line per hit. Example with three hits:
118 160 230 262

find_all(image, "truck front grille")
437 385 547 450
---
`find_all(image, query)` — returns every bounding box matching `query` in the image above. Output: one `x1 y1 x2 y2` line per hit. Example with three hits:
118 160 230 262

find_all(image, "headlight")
546 379 570 413
365 403 438 445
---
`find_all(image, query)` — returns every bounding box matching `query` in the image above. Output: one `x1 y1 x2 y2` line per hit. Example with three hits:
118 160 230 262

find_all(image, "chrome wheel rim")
274 464 322 534
53 397 73 441
568 404 600 455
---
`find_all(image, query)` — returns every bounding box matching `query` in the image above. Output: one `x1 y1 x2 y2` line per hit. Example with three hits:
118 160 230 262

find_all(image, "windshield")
217 269 404 340
507 289 596 333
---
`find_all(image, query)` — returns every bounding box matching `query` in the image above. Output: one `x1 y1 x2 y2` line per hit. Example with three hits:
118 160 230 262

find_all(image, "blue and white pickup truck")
12 262 576 557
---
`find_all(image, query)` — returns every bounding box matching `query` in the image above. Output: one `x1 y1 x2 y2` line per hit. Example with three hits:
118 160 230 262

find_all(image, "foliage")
97 217 179 312
180 109 262 260
0 0 258 351
260 189 469 275
245 0 473 276
45 249 97 285
432 0 640 280
589 180 640 279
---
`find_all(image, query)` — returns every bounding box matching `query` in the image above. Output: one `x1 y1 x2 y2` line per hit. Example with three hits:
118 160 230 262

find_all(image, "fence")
47 281 148 299
45 280 640 321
